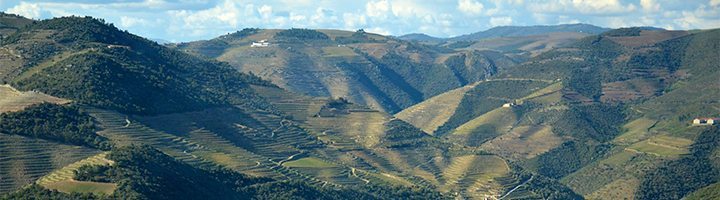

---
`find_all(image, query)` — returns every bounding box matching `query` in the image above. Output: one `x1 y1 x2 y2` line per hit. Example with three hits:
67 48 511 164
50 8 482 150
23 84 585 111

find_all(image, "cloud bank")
3 0 718 42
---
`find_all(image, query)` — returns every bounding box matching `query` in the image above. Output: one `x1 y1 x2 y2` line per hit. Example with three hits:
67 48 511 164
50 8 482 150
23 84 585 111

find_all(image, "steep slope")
1 16 551 199
394 28 719 199
253 86 578 199
174 28 519 113
394 82 479 135
1 16 274 115
0 86 105 194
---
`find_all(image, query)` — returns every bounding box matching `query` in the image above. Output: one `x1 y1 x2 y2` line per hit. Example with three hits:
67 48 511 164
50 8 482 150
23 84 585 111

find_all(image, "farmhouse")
692 117 720 126
251 40 270 47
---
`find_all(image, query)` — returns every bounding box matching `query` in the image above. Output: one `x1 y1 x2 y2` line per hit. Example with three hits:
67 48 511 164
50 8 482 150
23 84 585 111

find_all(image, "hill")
450 23 609 41
0 16 274 115
172 28 519 113
397 33 443 42
0 16 580 199
0 13 32 39
395 28 719 199
1 13 717 199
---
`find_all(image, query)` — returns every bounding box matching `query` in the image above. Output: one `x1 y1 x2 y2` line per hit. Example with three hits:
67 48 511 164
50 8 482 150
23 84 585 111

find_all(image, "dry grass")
321 46 356 57
0 85 70 113
44 180 117 195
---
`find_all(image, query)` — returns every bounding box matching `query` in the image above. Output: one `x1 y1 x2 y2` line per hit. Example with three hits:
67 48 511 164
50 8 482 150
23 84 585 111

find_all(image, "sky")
1 0 719 42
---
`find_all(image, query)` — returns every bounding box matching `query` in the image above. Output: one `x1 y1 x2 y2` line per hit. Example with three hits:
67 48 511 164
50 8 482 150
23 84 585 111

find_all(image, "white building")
692 118 720 125
251 40 270 47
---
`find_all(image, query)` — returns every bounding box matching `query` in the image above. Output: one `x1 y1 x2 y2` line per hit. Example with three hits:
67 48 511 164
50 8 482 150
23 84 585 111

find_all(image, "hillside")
0 16 274 115
0 12 718 199
0 13 31 39
0 16 582 199
395 28 720 199
173 28 519 113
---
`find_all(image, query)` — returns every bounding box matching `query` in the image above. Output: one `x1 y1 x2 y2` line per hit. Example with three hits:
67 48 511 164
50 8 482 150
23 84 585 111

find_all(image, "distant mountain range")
399 23 615 42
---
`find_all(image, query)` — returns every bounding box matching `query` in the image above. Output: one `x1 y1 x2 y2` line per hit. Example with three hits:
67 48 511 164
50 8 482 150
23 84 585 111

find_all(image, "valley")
0 12 718 200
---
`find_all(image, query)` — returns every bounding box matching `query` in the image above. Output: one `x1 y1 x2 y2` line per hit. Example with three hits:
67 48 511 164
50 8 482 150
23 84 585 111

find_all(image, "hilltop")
396 33 443 42
173 28 520 113
0 13 32 39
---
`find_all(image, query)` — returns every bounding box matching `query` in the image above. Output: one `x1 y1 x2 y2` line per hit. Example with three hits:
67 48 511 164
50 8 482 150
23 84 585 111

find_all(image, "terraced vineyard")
0 134 100 193
86 108 287 179
252 86 325 122
482 125 564 160
561 148 663 198
37 152 116 195
87 106 386 188
449 107 517 147
395 82 479 135
437 155 515 198
257 81 532 198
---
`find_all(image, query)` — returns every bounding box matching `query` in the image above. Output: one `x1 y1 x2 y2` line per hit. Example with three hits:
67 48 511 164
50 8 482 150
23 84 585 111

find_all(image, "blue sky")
2 0 719 42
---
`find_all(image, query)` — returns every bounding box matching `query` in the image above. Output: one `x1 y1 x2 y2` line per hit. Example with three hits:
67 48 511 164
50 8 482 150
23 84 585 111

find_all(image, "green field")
627 135 692 157
613 118 657 145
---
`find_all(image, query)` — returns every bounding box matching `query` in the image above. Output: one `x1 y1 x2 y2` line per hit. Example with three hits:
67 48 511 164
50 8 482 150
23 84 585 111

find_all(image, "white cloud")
457 0 484 15
490 16 512 26
711 0 720 7
366 27 391 35
343 12 367 30
672 6 720 30
120 16 151 28
391 0 430 18
2 0 718 42
6 2 43 19
557 15 581 24
258 5 273 18
528 0 636 15
640 0 660 12
289 13 307 22
365 0 390 18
